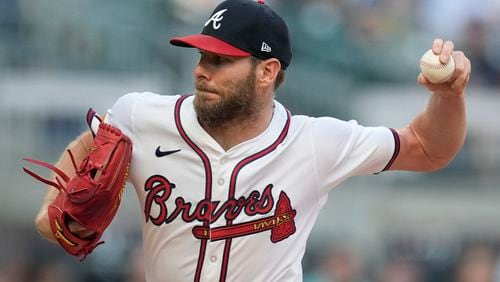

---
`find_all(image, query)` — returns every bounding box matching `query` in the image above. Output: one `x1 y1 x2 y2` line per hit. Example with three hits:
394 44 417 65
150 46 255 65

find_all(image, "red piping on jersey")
174 95 212 282
382 128 400 171
219 109 291 281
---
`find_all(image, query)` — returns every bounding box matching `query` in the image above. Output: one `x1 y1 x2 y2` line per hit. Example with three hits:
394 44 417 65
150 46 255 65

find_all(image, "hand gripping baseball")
23 109 132 260
418 39 471 96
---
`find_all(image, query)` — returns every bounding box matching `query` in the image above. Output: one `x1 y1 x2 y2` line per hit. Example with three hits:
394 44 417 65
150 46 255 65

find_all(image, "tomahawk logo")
261 42 272 52
205 9 228 30
192 191 297 243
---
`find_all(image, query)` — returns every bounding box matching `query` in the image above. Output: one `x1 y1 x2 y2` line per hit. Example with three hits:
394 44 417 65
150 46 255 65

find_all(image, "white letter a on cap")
205 9 228 30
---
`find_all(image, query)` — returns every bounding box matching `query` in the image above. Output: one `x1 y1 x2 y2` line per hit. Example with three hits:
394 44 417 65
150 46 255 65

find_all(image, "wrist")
432 89 465 99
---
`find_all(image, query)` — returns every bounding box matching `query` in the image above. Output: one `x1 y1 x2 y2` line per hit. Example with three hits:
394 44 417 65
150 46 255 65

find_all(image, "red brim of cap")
170 34 251 57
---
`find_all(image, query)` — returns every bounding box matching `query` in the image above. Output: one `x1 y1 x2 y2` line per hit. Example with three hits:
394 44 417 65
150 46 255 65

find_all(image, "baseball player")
33 0 471 281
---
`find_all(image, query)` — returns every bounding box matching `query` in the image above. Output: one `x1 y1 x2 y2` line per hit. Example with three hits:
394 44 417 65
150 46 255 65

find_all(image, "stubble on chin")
193 64 258 129
194 80 257 128
193 93 223 128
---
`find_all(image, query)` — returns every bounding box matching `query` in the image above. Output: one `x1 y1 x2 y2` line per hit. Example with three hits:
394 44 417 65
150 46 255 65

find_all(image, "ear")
256 58 281 89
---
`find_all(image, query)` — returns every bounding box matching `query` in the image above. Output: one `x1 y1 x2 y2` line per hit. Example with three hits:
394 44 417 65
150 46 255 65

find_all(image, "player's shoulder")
291 114 359 132
116 92 181 106
107 92 184 138
111 92 182 114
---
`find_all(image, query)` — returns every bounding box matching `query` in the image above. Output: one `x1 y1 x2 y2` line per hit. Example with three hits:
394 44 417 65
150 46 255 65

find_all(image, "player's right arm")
35 131 95 243
388 39 470 172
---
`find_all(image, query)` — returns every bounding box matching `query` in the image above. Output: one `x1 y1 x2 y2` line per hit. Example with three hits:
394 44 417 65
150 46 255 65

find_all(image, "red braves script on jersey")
144 178 296 243
105 92 399 282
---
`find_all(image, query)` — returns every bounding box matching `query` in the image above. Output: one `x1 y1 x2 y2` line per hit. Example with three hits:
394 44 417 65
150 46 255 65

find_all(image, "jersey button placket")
205 157 228 279
217 178 225 186
217 156 229 189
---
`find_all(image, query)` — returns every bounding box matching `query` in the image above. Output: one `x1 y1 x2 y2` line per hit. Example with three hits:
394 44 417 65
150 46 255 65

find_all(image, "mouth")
195 85 219 101
196 91 219 102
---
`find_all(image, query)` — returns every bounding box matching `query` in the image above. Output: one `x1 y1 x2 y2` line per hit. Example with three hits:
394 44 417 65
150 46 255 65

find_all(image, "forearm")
35 131 93 242
409 91 466 170
390 40 471 172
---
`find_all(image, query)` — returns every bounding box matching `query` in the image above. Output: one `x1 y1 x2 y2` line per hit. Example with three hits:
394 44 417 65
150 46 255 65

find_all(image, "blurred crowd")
0 224 144 282
1 0 499 85
2 224 500 282
304 235 500 282
1 0 500 281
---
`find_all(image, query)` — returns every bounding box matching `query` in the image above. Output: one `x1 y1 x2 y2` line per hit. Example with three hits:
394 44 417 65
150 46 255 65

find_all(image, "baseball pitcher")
26 0 471 281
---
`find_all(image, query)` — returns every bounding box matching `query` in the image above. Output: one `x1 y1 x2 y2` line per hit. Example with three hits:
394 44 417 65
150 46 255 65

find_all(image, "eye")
213 55 229 65
197 51 232 66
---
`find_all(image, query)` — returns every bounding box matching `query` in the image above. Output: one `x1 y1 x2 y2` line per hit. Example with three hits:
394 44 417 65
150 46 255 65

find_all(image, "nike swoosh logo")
155 146 181 157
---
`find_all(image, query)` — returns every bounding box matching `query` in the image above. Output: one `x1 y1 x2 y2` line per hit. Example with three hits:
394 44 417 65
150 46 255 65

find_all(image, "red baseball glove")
23 110 132 260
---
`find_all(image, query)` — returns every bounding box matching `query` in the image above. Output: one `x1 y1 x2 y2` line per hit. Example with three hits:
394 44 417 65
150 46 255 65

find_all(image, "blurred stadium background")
1 0 499 281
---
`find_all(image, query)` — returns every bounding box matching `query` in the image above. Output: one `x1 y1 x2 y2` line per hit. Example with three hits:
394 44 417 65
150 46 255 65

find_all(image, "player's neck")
202 101 275 151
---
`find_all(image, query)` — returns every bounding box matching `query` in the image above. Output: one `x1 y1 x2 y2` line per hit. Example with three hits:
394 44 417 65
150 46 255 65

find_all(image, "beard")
193 68 260 129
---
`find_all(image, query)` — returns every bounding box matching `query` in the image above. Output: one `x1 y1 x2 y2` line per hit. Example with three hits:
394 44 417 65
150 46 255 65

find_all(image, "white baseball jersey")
105 92 400 282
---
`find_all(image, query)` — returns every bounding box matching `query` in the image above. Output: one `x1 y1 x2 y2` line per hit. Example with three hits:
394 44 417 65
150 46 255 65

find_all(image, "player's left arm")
388 39 471 172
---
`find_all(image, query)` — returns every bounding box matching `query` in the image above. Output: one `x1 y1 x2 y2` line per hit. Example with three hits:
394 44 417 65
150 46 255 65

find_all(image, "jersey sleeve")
104 92 145 141
310 117 400 195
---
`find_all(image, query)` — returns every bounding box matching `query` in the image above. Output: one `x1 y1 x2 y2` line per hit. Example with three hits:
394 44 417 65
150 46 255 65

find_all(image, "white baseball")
419 49 455 84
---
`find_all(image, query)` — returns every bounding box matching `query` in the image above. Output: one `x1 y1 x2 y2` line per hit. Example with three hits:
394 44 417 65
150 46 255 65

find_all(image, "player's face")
193 51 261 128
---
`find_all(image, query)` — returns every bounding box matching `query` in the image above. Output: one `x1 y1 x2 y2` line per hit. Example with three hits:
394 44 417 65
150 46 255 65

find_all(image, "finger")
68 221 85 232
417 73 441 91
68 221 95 238
432 38 444 54
451 51 465 79
452 73 468 92
77 230 96 239
452 56 471 91
440 41 454 64
417 73 428 85
463 55 471 76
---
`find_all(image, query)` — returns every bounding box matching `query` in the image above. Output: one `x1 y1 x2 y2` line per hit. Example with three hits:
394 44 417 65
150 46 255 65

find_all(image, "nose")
193 60 209 82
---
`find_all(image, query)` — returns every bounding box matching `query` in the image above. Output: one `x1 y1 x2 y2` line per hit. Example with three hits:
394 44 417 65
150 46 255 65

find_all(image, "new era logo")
261 42 271 52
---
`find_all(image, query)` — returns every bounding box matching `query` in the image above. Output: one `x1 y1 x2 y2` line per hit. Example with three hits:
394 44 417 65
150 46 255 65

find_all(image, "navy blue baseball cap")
170 0 292 70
